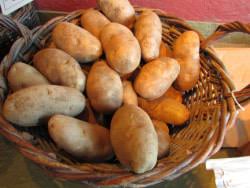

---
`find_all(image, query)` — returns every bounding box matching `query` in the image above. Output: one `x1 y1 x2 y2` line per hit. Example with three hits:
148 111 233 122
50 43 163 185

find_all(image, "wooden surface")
0 135 239 188
34 0 250 22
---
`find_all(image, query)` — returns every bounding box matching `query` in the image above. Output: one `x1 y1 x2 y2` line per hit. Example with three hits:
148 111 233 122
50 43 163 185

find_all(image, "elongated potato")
7 62 49 91
87 60 123 113
81 9 110 39
134 57 180 100
101 23 141 74
122 81 138 105
174 58 200 91
3 85 86 127
97 0 135 28
135 10 162 62
52 22 102 63
138 97 190 125
173 31 200 59
162 87 183 103
48 115 113 162
159 42 172 57
33 48 86 92
111 105 158 174
173 31 200 91
152 120 170 159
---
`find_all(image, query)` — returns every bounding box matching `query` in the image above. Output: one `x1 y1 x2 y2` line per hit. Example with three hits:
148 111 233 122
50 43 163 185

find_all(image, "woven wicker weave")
0 3 40 60
0 8 250 187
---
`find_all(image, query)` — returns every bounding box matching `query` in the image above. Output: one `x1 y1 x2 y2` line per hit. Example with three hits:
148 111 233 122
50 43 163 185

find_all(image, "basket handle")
0 14 32 43
202 21 250 107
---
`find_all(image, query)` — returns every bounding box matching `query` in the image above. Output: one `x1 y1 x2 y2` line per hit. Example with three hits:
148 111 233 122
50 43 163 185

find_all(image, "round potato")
152 120 170 159
173 31 200 91
52 22 102 63
48 115 113 162
134 57 180 100
101 23 141 75
159 42 172 57
138 97 190 126
7 62 49 91
122 80 138 105
33 48 86 92
81 9 110 39
87 60 123 113
135 10 162 62
97 0 135 28
111 105 158 174
3 85 86 127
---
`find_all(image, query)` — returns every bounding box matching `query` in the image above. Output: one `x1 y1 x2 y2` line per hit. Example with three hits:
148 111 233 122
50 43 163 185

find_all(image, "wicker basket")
0 3 40 60
0 8 250 187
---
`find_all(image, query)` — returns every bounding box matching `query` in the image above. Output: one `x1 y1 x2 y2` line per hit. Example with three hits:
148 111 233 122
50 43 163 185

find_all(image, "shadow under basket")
0 7 250 187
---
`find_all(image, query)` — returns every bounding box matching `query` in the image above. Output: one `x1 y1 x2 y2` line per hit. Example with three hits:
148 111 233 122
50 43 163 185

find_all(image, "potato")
7 62 49 91
33 48 86 92
135 10 162 62
174 58 200 91
162 87 183 103
48 115 113 162
101 23 141 74
152 120 170 159
122 81 138 105
52 22 102 63
159 42 172 57
97 0 135 28
134 57 180 100
138 97 190 125
173 31 200 91
111 105 158 174
87 60 123 113
173 31 200 59
3 85 86 127
81 9 110 39
47 41 57 48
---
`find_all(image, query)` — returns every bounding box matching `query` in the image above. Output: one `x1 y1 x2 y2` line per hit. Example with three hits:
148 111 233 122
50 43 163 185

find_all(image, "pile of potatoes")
2 0 200 174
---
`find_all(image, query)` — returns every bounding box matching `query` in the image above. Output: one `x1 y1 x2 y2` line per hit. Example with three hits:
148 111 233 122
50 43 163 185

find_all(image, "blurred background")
35 0 250 22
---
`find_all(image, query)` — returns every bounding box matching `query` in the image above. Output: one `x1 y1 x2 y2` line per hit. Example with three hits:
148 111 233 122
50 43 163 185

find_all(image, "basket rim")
0 7 238 187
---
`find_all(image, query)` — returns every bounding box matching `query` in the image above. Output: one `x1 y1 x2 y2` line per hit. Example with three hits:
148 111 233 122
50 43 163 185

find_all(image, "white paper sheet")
206 157 250 188
0 0 33 15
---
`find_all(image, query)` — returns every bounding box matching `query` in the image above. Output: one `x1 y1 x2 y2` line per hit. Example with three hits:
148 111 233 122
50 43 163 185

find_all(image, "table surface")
0 135 238 188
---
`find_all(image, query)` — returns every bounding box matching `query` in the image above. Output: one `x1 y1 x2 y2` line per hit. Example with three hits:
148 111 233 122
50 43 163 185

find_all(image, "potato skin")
173 31 200 59
33 48 86 92
173 31 200 91
111 105 158 174
87 60 123 113
101 23 141 75
97 0 135 28
48 115 113 162
7 62 49 91
152 120 170 159
3 85 86 127
81 9 110 39
174 58 200 91
162 87 183 103
52 22 102 63
122 81 138 105
134 57 180 100
159 42 172 57
138 97 190 126
135 10 162 62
